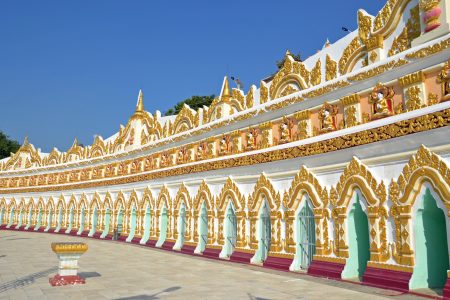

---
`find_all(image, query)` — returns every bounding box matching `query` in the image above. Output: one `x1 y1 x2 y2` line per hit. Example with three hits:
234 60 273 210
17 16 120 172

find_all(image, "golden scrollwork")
2 108 450 194
216 177 245 211
406 38 450 59
437 59 450 102
247 174 281 211
405 86 424 111
339 37 363 75
388 5 420 57
325 54 337 81
260 81 269 104
310 59 322 86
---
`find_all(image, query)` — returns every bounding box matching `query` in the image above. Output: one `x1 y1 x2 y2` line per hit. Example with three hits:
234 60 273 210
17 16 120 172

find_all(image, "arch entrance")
195 202 208 253
342 194 370 281
220 202 237 258
410 188 449 290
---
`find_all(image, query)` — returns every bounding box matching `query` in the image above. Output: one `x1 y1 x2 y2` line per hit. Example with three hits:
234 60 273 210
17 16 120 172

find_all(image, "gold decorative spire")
220 76 231 102
136 89 144 112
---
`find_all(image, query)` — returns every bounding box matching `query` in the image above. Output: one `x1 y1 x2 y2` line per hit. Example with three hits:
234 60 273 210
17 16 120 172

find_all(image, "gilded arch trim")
90 193 101 210
103 192 113 210
193 180 213 211
140 188 155 211
114 192 126 211
174 183 191 210
248 174 280 211
284 166 328 211
157 185 171 210
216 177 245 211
127 190 139 210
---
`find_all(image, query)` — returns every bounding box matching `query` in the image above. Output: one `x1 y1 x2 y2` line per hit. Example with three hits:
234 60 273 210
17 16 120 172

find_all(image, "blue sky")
0 1 385 153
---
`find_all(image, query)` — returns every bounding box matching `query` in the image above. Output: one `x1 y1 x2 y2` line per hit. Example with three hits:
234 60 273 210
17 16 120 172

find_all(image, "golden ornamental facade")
2 0 450 296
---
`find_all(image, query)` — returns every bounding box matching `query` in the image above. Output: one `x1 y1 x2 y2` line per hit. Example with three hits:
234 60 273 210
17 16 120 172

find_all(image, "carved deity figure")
219 136 229 156
177 149 185 164
438 60 450 102
279 117 293 144
245 129 258 151
370 83 395 119
318 102 338 133
196 143 205 160
246 131 254 150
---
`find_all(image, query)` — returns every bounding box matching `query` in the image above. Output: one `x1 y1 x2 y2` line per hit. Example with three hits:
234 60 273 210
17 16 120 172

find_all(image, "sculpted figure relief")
438 60 450 102
370 83 395 119
279 117 294 144
318 102 338 133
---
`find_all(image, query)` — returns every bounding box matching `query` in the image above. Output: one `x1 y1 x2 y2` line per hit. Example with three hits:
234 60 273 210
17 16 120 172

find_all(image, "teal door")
156 206 168 247
100 208 111 238
140 206 151 244
342 196 370 280
297 201 316 270
410 188 449 289
55 207 63 232
65 208 74 233
220 203 237 258
195 202 208 253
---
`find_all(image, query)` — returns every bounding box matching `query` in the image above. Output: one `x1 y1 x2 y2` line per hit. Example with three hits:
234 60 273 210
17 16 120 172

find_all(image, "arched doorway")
195 202 208 253
114 207 124 239
174 203 187 250
55 207 63 232
7 206 15 228
34 207 43 230
88 207 98 237
410 188 449 290
25 207 33 230
77 206 86 235
342 194 370 280
220 202 237 258
0 207 4 225
126 206 137 242
140 206 151 244
15 209 24 229
156 204 168 247
100 208 111 238
44 206 53 232
65 208 74 234
252 201 271 263
292 199 316 270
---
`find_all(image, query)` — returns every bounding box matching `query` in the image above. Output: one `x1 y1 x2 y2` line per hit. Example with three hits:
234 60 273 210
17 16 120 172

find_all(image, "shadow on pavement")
0 266 58 293
78 272 101 279
115 286 181 299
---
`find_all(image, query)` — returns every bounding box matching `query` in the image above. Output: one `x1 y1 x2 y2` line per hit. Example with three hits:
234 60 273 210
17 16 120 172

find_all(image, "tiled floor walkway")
0 230 427 299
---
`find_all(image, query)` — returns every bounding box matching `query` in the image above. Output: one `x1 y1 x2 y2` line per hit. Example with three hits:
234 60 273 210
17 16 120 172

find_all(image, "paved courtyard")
0 231 427 300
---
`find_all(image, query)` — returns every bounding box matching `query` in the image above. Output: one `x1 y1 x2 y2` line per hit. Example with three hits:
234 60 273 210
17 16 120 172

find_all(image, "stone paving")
0 230 427 300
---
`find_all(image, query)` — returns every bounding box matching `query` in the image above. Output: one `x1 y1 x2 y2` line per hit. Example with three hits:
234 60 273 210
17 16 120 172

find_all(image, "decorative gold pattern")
325 55 337 81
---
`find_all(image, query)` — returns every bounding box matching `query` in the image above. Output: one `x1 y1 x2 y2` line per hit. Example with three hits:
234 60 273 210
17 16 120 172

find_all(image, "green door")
195 202 208 253
410 188 449 289
293 200 316 270
342 196 370 280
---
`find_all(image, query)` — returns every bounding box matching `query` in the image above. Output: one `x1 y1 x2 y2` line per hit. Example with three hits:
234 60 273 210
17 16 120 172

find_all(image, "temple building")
2 0 450 296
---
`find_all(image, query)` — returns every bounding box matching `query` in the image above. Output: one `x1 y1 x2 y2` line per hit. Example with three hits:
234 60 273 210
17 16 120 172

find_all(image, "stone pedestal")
49 242 88 286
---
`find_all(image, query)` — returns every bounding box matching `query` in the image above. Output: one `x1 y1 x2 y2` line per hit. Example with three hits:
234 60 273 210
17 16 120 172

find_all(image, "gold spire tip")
136 89 144 112
221 76 231 101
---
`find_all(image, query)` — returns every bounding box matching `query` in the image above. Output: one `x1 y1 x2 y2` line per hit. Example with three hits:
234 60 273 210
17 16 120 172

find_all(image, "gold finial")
23 136 29 146
220 76 231 102
136 89 144 112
